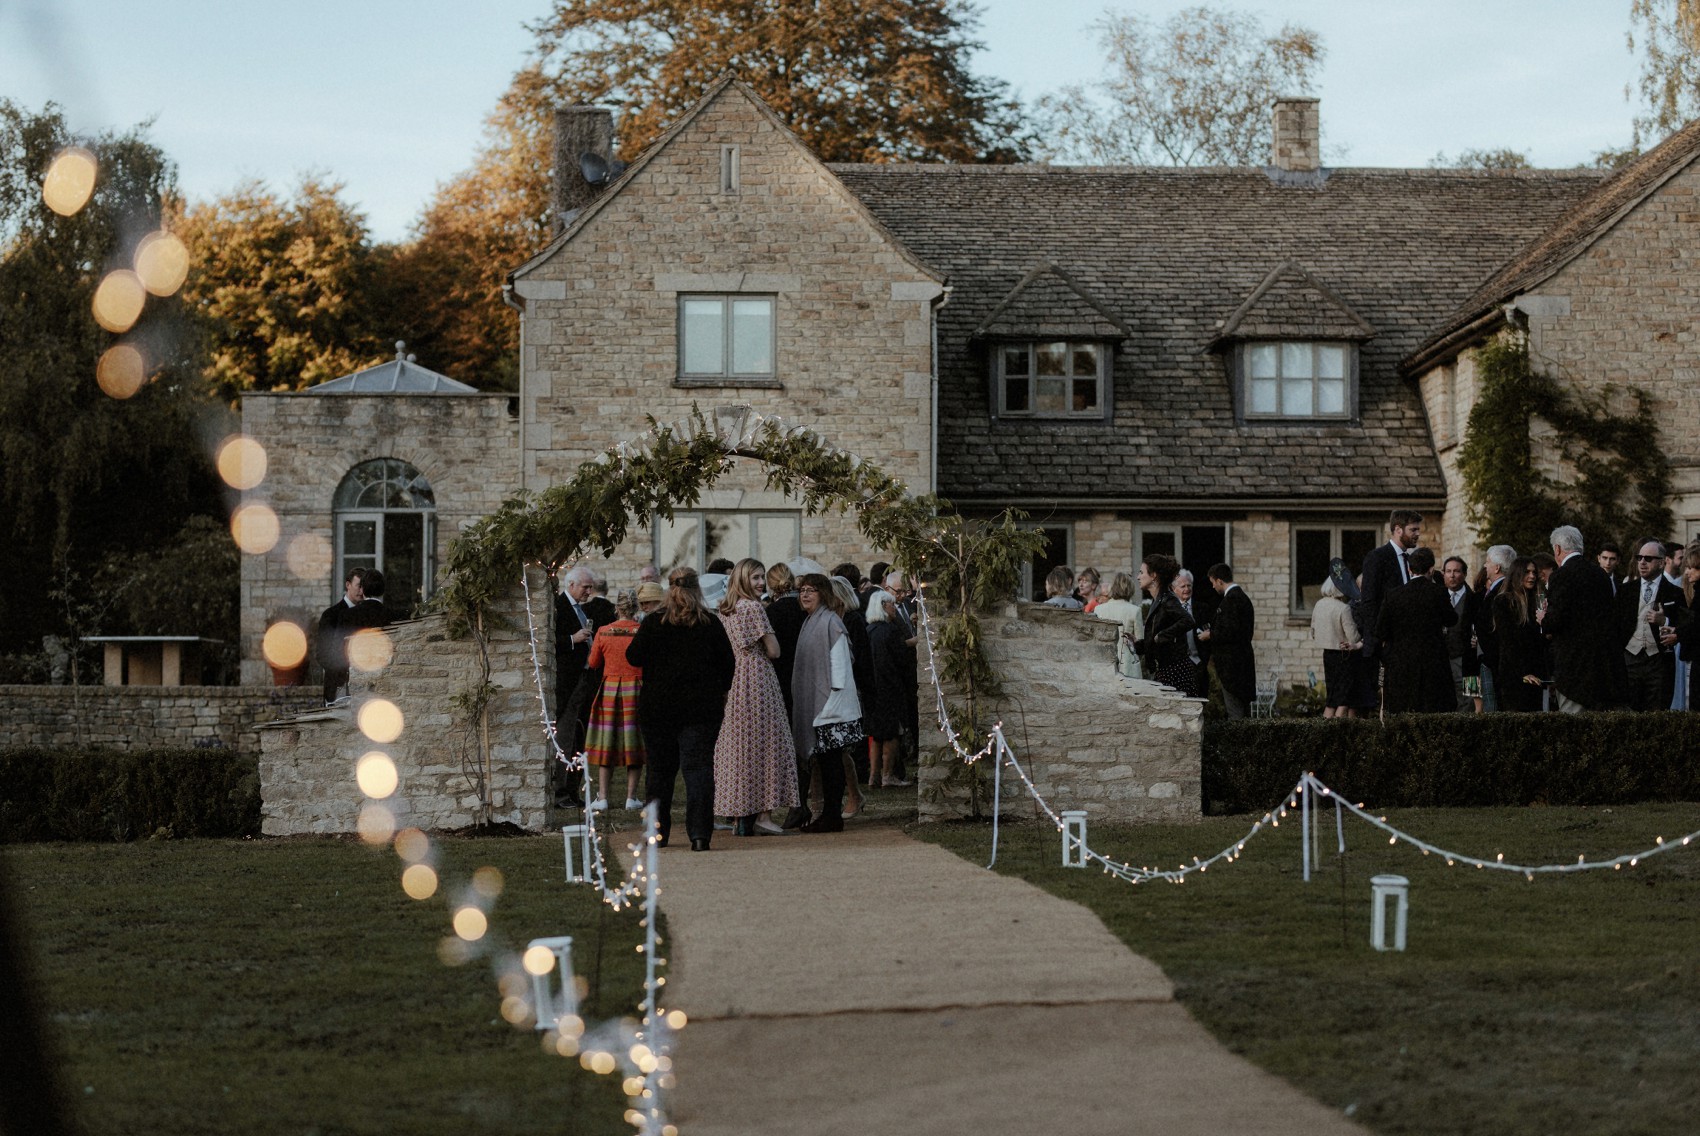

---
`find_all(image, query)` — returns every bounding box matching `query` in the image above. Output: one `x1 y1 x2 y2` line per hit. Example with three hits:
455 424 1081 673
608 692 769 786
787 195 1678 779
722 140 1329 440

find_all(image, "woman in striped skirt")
584 588 646 810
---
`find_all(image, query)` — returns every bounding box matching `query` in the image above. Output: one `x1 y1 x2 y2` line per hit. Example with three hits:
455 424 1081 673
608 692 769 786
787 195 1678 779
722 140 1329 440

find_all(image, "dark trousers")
1624 650 1674 712
323 668 348 704
642 719 718 845
814 743 849 823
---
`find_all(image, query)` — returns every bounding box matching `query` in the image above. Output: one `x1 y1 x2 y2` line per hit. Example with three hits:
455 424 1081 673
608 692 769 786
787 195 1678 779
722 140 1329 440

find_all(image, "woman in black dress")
1134 553 1197 693
1491 557 1549 712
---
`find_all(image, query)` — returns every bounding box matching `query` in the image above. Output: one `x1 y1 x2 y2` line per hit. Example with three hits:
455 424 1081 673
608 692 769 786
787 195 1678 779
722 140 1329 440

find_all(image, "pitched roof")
973 263 1131 340
831 163 1602 504
1405 116 1700 374
1212 259 1374 346
306 347 476 394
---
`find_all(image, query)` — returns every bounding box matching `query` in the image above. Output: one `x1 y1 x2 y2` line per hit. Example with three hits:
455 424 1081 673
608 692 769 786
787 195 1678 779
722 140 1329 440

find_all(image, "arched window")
333 459 436 617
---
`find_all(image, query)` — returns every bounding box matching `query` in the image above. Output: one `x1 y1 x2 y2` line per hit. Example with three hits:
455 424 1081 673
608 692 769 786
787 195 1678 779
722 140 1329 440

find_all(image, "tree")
1628 0 1700 147
1034 5 1324 165
0 100 226 669
175 177 384 396
1428 148 1532 169
523 0 1031 162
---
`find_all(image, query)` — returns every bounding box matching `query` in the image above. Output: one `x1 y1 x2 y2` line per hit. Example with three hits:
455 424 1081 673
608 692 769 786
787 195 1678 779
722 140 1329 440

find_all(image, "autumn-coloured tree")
1628 0 1700 146
176 177 384 395
1429 148 1532 170
1034 5 1324 165
524 0 1031 162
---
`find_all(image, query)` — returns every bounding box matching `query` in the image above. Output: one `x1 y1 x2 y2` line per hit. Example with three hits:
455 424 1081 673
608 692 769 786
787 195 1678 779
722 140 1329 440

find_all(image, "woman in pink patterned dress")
713 559 799 836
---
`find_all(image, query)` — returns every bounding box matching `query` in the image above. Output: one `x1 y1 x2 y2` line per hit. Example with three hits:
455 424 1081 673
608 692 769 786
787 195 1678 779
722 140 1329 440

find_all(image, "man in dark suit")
1441 556 1480 711
1355 510 1424 707
315 567 386 704
1596 542 1623 596
1473 544 1515 711
554 565 617 806
1375 547 1457 714
1174 569 1210 699
1614 539 1687 711
1200 563 1255 718
1542 526 1624 712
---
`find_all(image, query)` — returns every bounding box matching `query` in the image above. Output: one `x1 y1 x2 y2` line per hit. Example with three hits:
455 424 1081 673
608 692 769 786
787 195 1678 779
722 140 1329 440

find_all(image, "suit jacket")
1354 541 1410 656
315 597 385 675
556 592 617 708
1542 554 1624 708
1474 577 1506 672
1442 585 1479 674
1376 576 1457 713
1208 586 1256 702
1612 575 1687 653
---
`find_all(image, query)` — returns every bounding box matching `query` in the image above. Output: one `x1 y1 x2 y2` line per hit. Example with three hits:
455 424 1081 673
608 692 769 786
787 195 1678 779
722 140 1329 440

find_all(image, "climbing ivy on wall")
1456 333 1673 557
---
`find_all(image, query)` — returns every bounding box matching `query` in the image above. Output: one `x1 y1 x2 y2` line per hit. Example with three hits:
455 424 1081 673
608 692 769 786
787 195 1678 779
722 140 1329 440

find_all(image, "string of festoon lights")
909 586 1700 886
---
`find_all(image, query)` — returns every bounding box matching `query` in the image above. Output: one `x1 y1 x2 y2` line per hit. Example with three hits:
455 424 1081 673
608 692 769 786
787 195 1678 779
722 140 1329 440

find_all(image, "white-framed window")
333 458 436 618
1243 341 1352 419
677 294 776 386
997 341 1106 418
1291 523 1380 616
1019 523 1074 602
653 510 801 573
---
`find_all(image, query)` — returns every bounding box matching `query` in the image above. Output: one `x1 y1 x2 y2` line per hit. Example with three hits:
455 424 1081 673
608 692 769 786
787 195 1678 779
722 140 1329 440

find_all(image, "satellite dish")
579 152 629 187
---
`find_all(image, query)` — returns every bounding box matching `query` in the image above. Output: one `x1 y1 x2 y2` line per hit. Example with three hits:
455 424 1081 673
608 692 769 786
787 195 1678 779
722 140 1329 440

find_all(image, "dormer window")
1244 341 1350 418
999 341 1105 417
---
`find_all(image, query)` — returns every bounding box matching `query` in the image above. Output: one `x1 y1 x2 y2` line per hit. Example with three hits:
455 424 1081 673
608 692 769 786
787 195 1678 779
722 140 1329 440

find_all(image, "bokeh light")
522 945 557 976
400 863 438 900
95 344 146 399
216 436 267 490
471 866 504 898
664 1010 687 1029
347 628 394 672
92 269 146 333
230 504 280 554
437 937 472 966
553 1032 580 1057
357 803 396 845
453 907 488 942
261 622 308 669
355 751 399 799
393 827 430 863
500 996 532 1025
133 231 189 296
285 533 334 580
357 699 404 744
584 1051 617 1076
42 147 97 216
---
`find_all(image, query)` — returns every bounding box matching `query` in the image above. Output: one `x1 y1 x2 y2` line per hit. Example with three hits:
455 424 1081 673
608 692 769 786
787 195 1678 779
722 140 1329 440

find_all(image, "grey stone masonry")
258 569 555 835
0 685 321 754
917 602 1202 824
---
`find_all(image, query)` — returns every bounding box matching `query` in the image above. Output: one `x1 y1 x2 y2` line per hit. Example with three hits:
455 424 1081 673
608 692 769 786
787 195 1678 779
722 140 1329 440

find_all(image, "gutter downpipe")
930 285 952 496
502 281 527 490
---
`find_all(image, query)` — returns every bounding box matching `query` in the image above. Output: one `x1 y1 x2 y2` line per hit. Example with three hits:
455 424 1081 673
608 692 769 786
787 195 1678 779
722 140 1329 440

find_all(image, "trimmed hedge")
1202 712 1700 815
0 747 261 842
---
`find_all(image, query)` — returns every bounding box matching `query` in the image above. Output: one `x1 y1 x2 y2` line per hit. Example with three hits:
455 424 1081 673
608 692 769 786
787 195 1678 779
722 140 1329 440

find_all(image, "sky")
1 0 1644 244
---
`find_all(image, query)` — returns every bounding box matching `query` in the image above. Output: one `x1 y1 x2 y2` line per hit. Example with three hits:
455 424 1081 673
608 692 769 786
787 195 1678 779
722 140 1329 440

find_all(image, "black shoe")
690 838 711 852
734 816 755 837
555 793 584 809
779 806 810 830
800 816 844 834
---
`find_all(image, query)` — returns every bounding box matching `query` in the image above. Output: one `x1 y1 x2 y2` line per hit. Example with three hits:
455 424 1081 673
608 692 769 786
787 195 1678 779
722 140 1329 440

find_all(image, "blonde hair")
719 558 766 614
662 567 712 626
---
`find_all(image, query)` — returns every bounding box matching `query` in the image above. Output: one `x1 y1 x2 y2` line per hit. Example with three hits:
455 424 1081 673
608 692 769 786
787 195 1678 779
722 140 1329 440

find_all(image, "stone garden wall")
917 602 1203 823
257 570 555 835
0 684 322 754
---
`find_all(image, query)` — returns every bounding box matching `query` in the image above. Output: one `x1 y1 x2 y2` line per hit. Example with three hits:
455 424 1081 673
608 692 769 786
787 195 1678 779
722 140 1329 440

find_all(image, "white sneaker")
588 798 609 811
624 798 644 810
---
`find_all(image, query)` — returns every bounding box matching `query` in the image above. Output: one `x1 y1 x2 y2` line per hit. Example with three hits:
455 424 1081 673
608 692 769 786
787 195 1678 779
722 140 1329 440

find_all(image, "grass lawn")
4 828 656 1136
916 802 1700 1136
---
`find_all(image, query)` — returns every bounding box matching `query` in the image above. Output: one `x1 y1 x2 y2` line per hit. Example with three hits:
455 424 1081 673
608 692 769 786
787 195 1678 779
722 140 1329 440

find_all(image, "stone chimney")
1270 97 1321 172
552 107 616 230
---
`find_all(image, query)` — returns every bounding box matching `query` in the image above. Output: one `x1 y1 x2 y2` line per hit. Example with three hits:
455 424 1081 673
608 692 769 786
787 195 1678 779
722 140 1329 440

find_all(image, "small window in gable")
719 145 740 194
998 341 1106 418
1243 341 1351 419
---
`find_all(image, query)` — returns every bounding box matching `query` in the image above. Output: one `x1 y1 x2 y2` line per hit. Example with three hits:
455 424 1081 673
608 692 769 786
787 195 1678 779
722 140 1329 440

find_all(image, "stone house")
243 78 1700 692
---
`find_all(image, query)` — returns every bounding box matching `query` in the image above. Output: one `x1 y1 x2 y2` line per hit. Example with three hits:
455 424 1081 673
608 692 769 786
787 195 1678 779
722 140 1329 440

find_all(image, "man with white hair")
1541 526 1623 712
1474 544 1516 712
554 565 617 805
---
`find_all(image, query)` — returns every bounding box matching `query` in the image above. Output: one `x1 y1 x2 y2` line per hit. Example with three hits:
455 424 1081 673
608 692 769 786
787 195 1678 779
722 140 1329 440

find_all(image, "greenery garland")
1456 333 1672 557
435 407 1044 815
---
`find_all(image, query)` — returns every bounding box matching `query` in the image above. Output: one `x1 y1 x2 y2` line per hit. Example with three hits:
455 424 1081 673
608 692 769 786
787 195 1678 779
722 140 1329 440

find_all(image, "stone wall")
0 685 322 754
917 602 1202 823
257 569 555 835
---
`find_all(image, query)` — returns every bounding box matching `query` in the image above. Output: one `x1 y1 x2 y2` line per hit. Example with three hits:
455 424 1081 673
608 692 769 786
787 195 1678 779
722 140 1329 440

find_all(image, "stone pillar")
1271 97 1321 172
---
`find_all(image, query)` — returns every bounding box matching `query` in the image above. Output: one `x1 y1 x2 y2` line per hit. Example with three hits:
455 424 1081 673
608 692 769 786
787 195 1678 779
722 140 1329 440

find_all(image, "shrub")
0 747 261 842
1202 712 1700 815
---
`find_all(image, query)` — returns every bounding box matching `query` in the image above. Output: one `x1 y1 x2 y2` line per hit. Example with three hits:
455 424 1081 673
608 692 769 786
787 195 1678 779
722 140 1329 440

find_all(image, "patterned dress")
584 620 645 767
713 600 799 814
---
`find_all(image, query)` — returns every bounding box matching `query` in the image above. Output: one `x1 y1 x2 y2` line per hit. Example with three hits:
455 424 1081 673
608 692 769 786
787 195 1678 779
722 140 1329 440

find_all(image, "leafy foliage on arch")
1456 333 1673 557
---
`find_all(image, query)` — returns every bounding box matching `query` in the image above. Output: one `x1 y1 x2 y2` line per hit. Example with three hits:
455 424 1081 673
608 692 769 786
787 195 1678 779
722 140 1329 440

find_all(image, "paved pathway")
626 822 1367 1136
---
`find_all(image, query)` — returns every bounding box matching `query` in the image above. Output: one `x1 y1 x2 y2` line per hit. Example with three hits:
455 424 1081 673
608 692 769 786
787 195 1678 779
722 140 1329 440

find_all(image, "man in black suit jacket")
1200 563 1255 718
315 567 387 704
555 565 617 743
1354 509 1424 660
1542 526 1625 712
1375 548 1457 714
1440 556 1480 711
1473 544 1515 711
1614 539 1687 711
